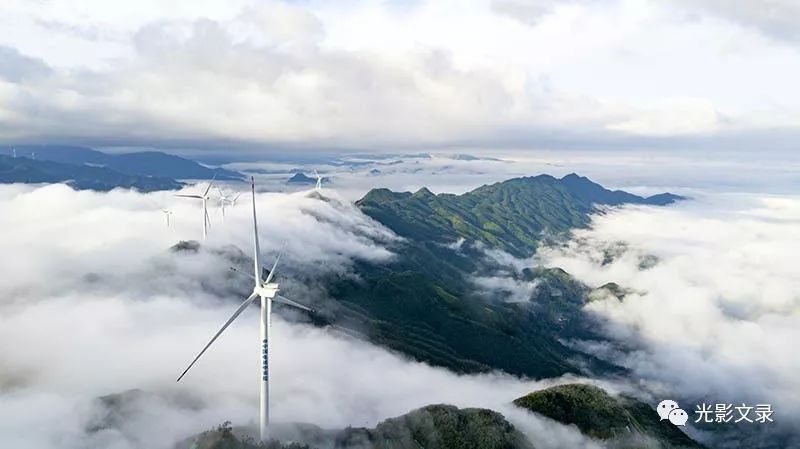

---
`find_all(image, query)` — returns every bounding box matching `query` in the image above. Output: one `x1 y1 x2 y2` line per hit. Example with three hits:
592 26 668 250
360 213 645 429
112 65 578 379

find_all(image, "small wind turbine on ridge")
176 176 313 441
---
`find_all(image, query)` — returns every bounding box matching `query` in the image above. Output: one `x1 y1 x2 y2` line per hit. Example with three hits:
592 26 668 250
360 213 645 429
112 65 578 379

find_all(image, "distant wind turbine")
161 209 173 228
314 169 322 191
12 148 16 158
217 188 241 220
176 177 313 441
175 176 215 240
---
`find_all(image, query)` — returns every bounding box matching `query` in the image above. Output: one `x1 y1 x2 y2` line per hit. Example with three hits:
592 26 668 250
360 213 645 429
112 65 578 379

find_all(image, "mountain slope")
513 384 704 448
0 154 183 191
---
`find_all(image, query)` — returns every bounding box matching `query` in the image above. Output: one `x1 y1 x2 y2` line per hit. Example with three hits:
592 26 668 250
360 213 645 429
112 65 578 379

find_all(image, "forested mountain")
316 175 683 378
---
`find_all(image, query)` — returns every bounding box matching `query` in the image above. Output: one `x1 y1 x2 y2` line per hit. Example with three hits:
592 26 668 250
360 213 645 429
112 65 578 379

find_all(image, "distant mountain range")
0 154 183 192
0 145 243 190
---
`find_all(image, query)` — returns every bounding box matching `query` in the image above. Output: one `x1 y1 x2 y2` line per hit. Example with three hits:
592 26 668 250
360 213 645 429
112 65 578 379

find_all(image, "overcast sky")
1 0 799 153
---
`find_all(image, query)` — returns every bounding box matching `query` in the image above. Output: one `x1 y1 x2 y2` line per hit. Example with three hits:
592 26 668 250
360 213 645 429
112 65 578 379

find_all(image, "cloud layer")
538 194 800 446
0 182 615 449
1 0 800 150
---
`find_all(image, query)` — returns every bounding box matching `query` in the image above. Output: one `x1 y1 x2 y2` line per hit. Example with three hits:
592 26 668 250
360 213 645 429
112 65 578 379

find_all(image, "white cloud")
0 0 798 149
670 0 800 42
538 194 800 443
0 182 616 449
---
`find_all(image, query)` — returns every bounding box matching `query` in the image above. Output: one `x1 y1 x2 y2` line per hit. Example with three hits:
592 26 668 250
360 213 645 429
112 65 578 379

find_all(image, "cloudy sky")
1 0 799 153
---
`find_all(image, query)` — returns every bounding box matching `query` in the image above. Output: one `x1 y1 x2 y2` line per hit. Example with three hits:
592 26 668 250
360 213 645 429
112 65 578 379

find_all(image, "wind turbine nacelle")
257 283 279 298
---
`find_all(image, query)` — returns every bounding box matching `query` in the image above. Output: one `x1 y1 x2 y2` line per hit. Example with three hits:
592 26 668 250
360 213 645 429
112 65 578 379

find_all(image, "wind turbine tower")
162 209 173 227
175 176 215 240
176 177 313 441
218 189 241 220
314 170 322 191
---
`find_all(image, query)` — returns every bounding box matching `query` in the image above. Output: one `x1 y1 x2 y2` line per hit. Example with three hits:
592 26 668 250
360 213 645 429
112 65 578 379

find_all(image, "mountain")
337 405 532 449
307 174 684 379
0 145 243 181
0 154 183 191
286 172 329 185
357 173 683 257
185 405 532 449
513 384 704 448
286 173 317 185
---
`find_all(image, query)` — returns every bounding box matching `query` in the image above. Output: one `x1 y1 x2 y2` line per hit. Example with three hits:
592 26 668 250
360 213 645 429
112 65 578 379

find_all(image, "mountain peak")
413 186 435 197
358 173 684 257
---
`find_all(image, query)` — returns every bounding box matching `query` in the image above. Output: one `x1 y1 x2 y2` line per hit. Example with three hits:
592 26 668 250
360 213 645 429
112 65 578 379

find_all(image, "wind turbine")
176 177 313 441
217 188 241 220
175 176 215 240
161 209 173 228
313 170 323 191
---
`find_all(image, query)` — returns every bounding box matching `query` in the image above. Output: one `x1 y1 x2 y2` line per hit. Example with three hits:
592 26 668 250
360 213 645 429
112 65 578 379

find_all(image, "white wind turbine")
176 177 313 441
313 170 323 191
175 176 215 240
161 209 173 228
217 188 241 220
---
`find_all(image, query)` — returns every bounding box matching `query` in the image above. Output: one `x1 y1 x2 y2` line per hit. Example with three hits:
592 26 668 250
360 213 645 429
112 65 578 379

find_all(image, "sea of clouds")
1 162 798 448
538 193 800 447
0 182 606 449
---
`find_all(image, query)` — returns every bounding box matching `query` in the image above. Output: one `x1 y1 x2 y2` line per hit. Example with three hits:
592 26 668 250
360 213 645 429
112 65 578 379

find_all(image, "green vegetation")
337 405 533 449
318 175 680 378
188 422 310 449
513 384 704 448
357 174 682 257
187 406 532 449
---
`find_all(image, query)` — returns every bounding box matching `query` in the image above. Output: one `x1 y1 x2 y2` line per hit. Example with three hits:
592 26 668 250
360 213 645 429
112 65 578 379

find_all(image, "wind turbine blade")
251 177 261 283
274 295 313 312
205 207 211 229
203 174 217 197
175 194 203 199
229 266 257 282
176 292 258 382
263 252 281 285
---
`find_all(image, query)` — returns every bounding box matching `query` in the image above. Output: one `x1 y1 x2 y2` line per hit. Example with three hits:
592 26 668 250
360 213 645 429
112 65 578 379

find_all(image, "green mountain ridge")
357 173 683 257
513 384 705 448
316 174 682 379
182 405 532 449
